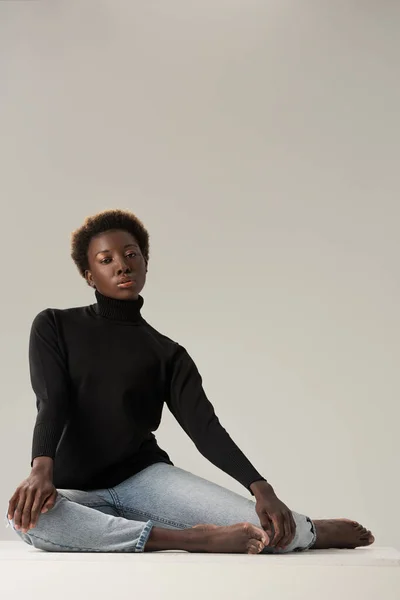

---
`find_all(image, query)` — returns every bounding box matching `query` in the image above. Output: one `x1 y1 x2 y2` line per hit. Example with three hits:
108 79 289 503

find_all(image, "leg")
3 487 270 554
4 488 153 552
112 463 316 553
113 463 375 552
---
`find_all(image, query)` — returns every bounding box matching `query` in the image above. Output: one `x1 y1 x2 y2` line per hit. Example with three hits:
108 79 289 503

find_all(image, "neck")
94 288 144 323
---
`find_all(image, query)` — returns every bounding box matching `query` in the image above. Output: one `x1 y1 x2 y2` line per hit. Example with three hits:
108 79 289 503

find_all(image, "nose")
116 257 131 274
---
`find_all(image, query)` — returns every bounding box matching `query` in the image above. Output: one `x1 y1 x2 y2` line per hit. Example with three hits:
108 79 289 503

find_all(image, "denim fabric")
4 462 316 553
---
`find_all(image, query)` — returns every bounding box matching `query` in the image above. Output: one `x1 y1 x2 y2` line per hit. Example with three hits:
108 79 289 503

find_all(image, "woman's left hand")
254 485 296 549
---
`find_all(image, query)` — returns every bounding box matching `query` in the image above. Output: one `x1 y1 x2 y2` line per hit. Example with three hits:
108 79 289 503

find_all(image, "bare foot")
312 519 375 549
191 523 269 554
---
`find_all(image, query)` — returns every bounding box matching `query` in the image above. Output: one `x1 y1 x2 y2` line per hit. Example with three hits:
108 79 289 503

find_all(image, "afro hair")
70 209 150 285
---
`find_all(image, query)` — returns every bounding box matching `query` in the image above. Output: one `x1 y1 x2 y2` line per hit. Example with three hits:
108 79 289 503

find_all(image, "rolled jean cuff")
302 517 317 550
135 520 154 552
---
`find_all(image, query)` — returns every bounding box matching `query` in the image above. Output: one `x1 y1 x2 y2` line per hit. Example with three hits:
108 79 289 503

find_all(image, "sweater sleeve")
29 309 70 467
166 344 266 495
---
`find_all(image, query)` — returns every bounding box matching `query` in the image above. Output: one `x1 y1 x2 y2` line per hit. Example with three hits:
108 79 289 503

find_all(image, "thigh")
114 462 257 529
56 487 118 517
113 463 316 552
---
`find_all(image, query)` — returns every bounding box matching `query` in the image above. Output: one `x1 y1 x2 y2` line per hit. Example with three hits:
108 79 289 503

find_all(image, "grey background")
1 1 398 547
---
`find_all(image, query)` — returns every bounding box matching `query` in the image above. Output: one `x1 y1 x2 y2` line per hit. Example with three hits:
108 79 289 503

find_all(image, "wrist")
31 466 53 478
250 480 275 499
31 456 53 477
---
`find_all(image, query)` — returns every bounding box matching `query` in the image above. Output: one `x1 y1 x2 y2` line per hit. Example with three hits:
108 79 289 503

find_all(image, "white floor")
0 541 399 600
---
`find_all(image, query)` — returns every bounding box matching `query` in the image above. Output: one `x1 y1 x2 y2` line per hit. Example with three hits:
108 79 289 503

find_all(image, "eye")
100 252 138 264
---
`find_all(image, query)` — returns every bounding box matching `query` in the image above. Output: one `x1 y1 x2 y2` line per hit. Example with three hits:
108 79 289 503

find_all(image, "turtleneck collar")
93 289 144 323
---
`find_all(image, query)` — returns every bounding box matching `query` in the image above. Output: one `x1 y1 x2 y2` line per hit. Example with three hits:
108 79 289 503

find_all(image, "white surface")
0 541 399 567
0 542 399 600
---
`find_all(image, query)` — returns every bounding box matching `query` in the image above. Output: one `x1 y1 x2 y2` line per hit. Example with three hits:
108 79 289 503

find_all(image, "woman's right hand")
7 471 57 534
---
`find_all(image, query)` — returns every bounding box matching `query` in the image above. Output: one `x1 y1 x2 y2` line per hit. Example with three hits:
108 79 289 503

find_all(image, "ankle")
144 526 209 552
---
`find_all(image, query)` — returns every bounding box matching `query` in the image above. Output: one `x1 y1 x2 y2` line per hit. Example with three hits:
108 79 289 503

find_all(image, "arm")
166 344 266 495
29 309 70 470
7 313 68 532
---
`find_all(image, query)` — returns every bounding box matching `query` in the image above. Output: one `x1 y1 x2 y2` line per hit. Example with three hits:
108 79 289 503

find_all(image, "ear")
85 270 96 288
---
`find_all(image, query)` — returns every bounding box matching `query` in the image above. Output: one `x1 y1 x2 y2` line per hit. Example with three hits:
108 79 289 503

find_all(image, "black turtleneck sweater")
29 290 266 494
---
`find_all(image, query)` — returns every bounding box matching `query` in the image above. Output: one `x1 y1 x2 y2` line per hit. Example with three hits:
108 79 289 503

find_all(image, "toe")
360 532 375 546
248 539 263 554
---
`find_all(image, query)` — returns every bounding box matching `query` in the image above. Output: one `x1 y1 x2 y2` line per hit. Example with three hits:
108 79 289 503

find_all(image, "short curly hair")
70 209 150 284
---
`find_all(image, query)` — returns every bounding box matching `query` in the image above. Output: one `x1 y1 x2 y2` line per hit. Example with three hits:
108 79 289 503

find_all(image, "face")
85 229 147 299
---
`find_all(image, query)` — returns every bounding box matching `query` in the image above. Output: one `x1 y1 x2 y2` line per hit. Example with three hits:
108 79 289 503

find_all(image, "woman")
6 209 374 554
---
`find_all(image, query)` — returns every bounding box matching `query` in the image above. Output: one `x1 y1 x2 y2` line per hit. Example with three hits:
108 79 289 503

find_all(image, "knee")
5 515 34 546
4 495 63 548
7 514 58 551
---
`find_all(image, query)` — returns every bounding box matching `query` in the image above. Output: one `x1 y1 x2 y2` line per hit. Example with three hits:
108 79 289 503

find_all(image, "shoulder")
141 320 194 360
30 304 93 331
30 307 57 329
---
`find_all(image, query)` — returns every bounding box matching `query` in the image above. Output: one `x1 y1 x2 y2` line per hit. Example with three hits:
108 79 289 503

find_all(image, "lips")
117 277 133 285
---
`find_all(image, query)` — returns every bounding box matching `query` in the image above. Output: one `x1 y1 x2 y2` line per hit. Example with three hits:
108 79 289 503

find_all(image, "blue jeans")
4 463 316 553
